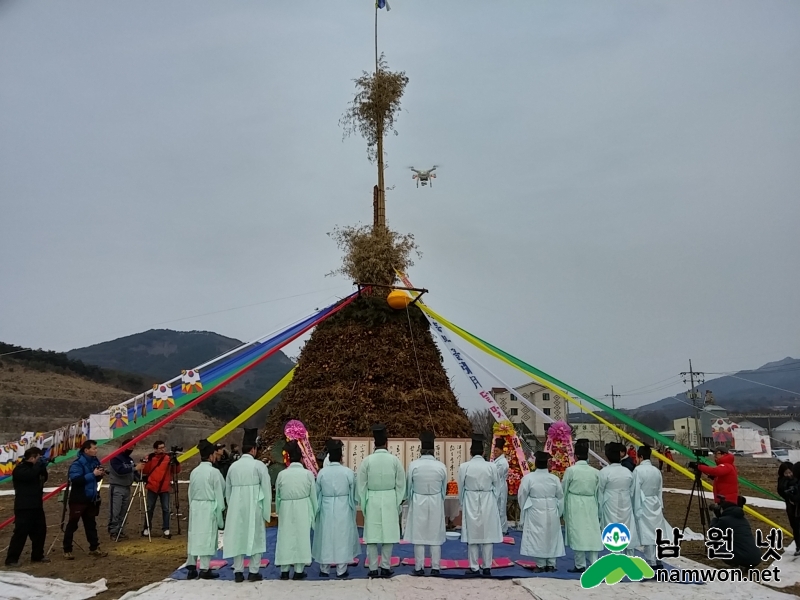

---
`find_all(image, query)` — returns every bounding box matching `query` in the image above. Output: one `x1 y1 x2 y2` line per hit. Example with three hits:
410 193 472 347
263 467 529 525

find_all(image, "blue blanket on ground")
169 528 694 583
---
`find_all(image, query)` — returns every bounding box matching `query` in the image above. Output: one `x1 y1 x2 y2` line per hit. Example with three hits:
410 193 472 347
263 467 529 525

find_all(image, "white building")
673 417 700 447
490 382 568 441
773 420 800 447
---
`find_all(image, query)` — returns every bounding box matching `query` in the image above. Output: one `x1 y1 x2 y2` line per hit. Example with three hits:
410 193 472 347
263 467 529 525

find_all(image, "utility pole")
605 386 621 411
681 360 705 448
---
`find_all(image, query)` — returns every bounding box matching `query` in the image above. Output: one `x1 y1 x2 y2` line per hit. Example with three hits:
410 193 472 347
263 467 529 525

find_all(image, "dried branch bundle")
340 55 409 163
327 223 420 289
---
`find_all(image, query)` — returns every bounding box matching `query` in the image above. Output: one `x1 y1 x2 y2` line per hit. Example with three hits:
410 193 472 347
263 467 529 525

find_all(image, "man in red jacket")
689 447 738 504
142 441 180 539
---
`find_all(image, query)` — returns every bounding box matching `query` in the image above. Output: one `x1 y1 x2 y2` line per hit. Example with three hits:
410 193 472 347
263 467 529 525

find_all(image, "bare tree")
469 409 494 444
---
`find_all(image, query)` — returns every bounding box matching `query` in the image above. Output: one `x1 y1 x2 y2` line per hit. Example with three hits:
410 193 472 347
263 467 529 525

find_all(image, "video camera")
170 445 183 454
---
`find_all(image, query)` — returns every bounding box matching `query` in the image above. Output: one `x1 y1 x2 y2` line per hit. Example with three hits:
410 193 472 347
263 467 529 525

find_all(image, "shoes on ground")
482 568 491 577
380 568 393 578
235 572 245 583
319 571 329 577
31 557 50 564
248 572 264 582
292 572 306 581
545 566 556 572
186 567 198 580
430 569 440 577
412 569 424 577
336 570 349 579
367 570 379 579
142 529 150 537
63 552 75 561
279 572 289 580
200 569 219 580
567 567 585 573
532 567 545 573
163 530 171 539
465 568 480 576
88 549 108 558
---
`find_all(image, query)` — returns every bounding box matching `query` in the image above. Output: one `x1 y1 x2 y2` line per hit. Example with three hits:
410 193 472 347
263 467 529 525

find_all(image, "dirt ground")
1 455 799 599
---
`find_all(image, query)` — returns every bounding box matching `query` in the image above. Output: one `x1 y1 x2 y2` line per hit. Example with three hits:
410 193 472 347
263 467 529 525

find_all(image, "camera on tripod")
169 445 183 455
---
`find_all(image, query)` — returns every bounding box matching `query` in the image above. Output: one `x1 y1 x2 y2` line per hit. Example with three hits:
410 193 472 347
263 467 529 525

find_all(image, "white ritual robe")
493 454 510 533
312 462 360 566
518 469 565 559
458 456 502 544
632 459 666 546
598 463 639 548
357 449 405 544
222 454 272 558
187 462 225 558
403 455 447 546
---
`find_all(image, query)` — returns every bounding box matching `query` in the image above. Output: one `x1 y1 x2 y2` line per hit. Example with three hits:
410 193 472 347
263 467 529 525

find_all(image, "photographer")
212 443 232 480
64 440 108 560
777 462 800 555
688 447 738 504
4 448 49 566
107 439 144 540
142 440 181 539
709 497 762 569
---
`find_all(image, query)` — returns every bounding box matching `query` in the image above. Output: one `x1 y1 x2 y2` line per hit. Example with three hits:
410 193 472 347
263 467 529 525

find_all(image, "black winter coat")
710 506 762 568
778 477 800 517
12 460 48 511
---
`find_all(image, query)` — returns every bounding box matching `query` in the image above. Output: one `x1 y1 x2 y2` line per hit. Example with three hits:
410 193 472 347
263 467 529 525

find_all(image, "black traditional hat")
242 428 259 448
419 431 435 450
535 451 551 462
325 438 343 454
285 439 303 463
494 437 506 449
470 432 485 456
574 438 589 456
372 423 388 446
198 439 215 460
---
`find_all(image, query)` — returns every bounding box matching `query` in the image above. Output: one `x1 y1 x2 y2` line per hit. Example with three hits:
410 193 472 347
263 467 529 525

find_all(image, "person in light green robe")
222 428 272 583
312 439 360 578
186 439 225 581
562 439 603 573
275 440 318 580
357 424 405 578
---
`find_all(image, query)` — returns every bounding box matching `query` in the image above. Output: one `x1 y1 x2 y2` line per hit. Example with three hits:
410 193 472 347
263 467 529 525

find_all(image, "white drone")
409 166 438 188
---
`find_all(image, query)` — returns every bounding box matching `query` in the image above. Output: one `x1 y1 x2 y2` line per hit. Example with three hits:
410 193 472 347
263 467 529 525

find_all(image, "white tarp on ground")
116 567 799 600
118 576 535 600
0 572 106 600
664 488 786 510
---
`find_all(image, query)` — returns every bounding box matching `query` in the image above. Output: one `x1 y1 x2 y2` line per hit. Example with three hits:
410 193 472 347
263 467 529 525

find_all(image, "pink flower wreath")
543 420 575 479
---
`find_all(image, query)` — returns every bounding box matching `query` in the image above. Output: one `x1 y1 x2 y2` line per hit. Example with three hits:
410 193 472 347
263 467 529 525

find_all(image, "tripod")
117 480 151 543
47 482 84 556
169 456 183 535
681 461 711 543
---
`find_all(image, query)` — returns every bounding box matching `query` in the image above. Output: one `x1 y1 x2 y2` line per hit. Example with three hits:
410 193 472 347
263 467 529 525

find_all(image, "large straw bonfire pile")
259 57 472 455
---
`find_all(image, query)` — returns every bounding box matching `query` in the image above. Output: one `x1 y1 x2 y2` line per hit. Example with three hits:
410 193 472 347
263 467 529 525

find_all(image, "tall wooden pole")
373 4 386 232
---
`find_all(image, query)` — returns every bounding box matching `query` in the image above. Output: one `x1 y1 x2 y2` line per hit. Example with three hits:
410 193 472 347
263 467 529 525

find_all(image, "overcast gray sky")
2 1 798 412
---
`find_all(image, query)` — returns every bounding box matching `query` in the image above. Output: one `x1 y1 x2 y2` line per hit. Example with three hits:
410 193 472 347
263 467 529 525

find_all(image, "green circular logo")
601 523 631 552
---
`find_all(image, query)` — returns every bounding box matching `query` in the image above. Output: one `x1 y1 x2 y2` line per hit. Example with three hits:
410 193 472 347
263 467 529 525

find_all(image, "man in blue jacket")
63 440 108 560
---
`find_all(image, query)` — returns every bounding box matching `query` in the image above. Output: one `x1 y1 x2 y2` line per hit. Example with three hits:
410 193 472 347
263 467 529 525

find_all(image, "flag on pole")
376 0 391 10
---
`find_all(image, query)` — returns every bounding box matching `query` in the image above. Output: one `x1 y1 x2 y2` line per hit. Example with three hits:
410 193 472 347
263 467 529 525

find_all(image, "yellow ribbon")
178 368 295 463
